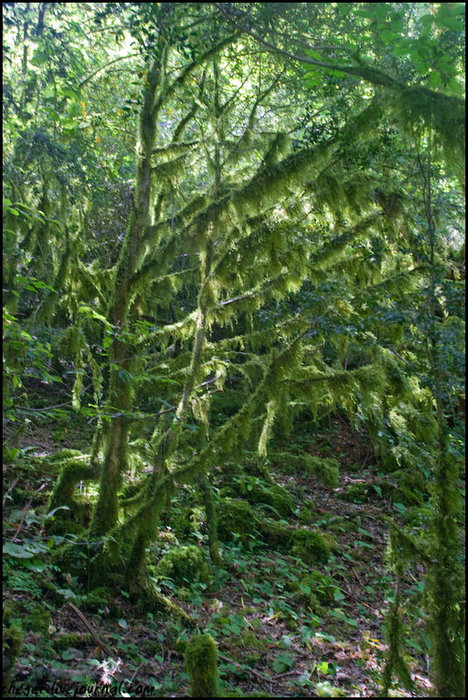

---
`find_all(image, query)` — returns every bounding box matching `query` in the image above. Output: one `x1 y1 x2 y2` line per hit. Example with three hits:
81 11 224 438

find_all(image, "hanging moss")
185 633 219 698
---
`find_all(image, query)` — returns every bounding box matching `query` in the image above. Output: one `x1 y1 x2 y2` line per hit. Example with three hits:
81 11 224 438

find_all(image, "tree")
3 4 464 691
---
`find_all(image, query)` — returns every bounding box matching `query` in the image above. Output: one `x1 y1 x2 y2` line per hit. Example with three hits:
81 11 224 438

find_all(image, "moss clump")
298 504 315 524
154 545 211 586
273 452 339 487
289 528 331 564
217 498 258 544
46 449 98 532
258 518 292 549
241 479 295 517
3 607 23 693
25 606 51 634
185 633 218 697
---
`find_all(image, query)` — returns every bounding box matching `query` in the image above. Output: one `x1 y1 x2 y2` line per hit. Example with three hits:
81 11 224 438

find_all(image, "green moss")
289 528 331 564
81 586 111 609
25 606 51 634
155 544 212 586
231 629 268 663
298 504 314 524
239 478 295 516
185 633 219 697
3 609 23 693
273 452 339 487
46 450 98 532
217 498 258 544
134 580 195 624
258 518 292 549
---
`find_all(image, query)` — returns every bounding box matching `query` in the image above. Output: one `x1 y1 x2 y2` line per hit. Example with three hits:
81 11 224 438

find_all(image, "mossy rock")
243 480 295 517
289 528 331 564
272 452 339 487
154 544 212 586
258 518 292 549
217 498 258 544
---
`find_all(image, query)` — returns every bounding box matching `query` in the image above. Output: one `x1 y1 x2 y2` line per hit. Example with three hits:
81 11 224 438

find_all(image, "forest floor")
3 385 433 698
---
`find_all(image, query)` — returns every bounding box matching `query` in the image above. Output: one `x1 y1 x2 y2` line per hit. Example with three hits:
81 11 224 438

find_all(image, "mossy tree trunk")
423 145 464 697
89 50 165 539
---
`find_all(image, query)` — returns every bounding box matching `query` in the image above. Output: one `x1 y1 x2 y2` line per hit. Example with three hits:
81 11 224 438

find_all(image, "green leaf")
3 542 36 558
272 651 294 672
429 70 442 89
381 30 398 44
118 369 133 383
279 634 293 648
45 506 71 519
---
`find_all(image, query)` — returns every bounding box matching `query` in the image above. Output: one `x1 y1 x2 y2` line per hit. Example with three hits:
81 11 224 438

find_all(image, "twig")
130 662 145 684
270 669 304 680
3 477 19 507
66 602 132 678
218 652 275 683
9 483 46 541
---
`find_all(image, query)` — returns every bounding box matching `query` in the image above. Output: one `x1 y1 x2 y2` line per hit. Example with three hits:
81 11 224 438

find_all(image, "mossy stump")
3 607 23 694
185 633 218 697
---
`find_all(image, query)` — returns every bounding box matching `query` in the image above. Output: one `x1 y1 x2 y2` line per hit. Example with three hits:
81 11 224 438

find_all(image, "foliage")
2 3 464 695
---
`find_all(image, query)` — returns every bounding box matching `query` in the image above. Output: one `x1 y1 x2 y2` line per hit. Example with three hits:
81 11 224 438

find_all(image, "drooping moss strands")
112 334 306 558
185 633 219 698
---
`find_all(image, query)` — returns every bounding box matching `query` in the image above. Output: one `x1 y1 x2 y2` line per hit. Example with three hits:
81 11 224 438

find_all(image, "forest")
2 2 465 697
